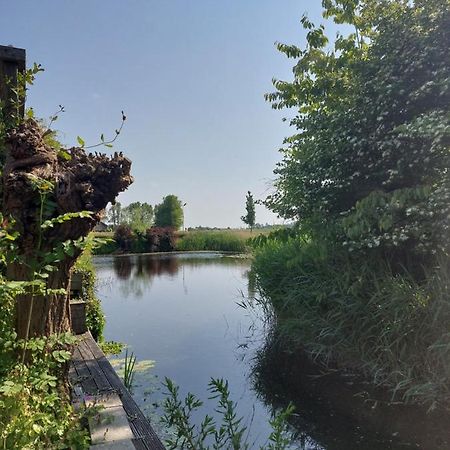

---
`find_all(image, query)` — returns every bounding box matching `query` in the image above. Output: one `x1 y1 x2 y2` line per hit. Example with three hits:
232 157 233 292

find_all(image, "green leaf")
77 136 85 147
58 150 72 161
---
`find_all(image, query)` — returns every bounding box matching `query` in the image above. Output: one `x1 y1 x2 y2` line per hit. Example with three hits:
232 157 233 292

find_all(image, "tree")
2 119 132 339
122 201 153 232
107 201 122 227
0 63 132 339
241 191 256 232
265 0 450 258
154 195 184 229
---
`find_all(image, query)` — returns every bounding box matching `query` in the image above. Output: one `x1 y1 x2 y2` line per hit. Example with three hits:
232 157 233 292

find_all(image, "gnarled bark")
2 119 133 338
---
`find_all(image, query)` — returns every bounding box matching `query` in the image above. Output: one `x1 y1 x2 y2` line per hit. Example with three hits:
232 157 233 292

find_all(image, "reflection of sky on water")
94 253 414 450
94 253 279 448
95 253 430 450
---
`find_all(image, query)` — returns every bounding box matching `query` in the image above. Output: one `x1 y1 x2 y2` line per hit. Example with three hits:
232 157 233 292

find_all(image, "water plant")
162 377 295 449
123 349 137 391
100 340 125 356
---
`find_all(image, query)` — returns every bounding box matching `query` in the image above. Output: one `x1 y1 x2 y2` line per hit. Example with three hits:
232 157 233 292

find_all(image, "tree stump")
3 118 133 338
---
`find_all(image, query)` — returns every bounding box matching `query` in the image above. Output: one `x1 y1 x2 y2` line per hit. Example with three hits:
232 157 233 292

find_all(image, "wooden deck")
69 332 165 450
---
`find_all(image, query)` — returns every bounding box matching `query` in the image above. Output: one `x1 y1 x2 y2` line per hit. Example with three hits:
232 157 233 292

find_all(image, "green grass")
91 229 272 254
252 236 450 409
176 230 249 253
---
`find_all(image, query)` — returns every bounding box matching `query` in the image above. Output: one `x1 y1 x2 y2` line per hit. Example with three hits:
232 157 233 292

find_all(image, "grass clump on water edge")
252 236 450 410
176 231 248 253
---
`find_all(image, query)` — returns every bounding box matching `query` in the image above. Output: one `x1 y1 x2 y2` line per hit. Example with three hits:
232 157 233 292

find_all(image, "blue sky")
2 1 330 228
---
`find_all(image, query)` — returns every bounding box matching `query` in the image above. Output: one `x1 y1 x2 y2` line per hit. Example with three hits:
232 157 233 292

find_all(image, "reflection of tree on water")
113 256 133 280
251 330 413 450
113 255 180 281
113 254 249 280
246 268 257 300
135 255 179 279
111 254 251 301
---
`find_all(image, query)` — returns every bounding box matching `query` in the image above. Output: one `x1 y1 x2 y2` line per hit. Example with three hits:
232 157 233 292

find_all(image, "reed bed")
176 231 248 253
252 237 450 409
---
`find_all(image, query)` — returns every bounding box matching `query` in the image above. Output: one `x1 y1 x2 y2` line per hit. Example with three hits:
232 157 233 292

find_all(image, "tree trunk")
3 119 133 338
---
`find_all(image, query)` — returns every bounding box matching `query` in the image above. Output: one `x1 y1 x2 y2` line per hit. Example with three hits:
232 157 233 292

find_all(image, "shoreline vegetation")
250 0 450 415
252 232 450 409
92 228 272 255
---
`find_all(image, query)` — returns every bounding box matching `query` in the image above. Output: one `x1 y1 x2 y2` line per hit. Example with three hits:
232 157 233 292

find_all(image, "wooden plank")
68 361 78 381
77 338 112 393
0 45 26 61
132 438 149 450
71 332 165 449
96 357 165 449
85 334 107 360
71 346 98 395
0 45 26 119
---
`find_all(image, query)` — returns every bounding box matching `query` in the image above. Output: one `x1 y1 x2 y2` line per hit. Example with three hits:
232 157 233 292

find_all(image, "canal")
94 252 424 449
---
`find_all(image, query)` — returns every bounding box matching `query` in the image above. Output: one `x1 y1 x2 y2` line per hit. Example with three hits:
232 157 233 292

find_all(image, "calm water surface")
94 253 411 450
95 253 277 447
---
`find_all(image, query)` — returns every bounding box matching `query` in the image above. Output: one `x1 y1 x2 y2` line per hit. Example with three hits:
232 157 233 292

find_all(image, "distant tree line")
106 194 184 231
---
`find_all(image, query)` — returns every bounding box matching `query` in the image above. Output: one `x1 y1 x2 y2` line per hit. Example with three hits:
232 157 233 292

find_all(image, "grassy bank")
92 229 269 254
176 230 249 253
252 236 450 409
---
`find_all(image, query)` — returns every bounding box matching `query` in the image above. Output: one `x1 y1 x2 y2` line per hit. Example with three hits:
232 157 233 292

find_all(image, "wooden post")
0 45 26 120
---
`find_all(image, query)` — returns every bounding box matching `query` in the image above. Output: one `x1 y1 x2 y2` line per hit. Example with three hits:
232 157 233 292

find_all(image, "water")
94 252 275 447
94 253 436 450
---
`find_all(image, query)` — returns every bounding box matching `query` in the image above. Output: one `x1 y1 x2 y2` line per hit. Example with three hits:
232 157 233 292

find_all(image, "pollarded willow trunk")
2 119 133 339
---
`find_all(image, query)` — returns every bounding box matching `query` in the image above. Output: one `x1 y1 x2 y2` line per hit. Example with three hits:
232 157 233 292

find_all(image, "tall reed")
123 349 137 392
176 231 248 253
252 237 450 409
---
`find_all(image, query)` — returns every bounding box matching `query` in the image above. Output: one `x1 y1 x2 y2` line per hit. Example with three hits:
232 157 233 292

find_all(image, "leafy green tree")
265 0 450 257
241 191 256 232
107 202 122 227
122 202 153 232
154 195 184 230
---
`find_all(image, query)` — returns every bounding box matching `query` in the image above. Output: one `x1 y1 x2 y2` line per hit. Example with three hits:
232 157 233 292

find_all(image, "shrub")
114 224 133 252
92 237 119 255
146 227 177 252
0 223 89 448
73 239 105 341
0 333 90 449
130 230 148 253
